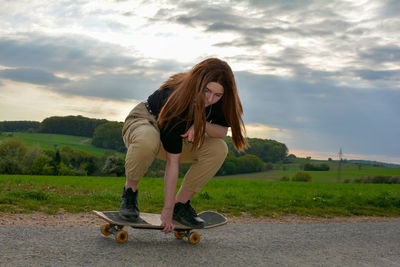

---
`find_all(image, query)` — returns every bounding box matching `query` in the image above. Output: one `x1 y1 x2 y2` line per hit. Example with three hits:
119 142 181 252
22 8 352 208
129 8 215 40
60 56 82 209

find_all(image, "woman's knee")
204 138 228 160
125 126 160 165
125 137 160 181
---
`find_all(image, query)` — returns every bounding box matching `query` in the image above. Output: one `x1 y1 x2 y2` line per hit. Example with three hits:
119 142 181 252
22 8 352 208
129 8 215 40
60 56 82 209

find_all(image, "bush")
372 176 391 184
389 176 400 184
217 153 238 175
58 147 98 175
348 176 400 184
57 162 87 176
0 157 24 174
361 176 400 184
304 163 330 171
264 162 273 171
0 138 27 160
102 154 125 177
236 154 264 173
23 145 48 174
31 155 53 175
0 139 27 174
292 172 312 182
280 176 290 181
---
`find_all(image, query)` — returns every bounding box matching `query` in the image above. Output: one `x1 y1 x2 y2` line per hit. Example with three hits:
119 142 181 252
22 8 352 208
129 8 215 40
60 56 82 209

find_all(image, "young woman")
120 58 247 233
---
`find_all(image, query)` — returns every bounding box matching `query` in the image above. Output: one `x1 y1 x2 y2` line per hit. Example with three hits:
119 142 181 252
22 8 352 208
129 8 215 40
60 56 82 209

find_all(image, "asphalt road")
1 222 400 266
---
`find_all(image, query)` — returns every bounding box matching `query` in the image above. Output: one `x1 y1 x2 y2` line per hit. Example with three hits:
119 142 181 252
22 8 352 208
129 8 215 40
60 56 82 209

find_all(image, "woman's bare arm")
205 122 228 139
161 152 180 233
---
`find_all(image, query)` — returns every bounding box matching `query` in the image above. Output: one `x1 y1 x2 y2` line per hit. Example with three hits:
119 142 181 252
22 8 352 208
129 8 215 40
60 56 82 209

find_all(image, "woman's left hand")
160 207 175 234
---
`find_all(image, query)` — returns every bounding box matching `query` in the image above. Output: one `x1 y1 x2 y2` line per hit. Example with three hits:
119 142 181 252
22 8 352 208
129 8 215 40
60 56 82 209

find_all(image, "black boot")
119 187 139 222
173 200 205 228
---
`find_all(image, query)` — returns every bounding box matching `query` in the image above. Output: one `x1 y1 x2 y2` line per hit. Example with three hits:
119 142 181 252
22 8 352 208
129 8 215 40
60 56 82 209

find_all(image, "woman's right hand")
181 124 195 142
160 207 175 233
181 125 203 147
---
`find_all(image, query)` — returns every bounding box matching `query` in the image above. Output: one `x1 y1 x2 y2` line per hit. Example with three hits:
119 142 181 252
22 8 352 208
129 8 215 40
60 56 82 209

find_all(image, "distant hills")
348 160 400 168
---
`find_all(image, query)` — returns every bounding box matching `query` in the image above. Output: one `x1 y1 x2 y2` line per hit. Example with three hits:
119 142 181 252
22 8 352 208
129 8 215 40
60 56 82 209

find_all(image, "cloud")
243 0 314 11
0 68 69 85
235 71 400 156
0 33 188 100
245 123 291 143
56 73 163 101
152 3 242 28
380 0 400 18
355 69 400 81
0 34 139 75
359 45 400 65
0 83 138 122
147 0 398 88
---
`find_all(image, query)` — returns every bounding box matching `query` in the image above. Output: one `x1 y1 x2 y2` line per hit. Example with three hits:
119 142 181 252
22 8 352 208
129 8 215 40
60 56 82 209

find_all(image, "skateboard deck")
93 210 227 244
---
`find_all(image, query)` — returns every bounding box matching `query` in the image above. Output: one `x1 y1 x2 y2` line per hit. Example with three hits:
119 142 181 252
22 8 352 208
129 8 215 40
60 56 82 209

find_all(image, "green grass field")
1 175 399 218
0 132 116 156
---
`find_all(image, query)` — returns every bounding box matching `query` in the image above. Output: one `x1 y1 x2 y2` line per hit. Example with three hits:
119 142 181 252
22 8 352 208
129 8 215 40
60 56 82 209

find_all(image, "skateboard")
93 210 227 245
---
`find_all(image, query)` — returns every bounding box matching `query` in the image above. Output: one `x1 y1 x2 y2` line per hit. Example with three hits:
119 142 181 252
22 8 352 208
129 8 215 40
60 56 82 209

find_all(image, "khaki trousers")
122 103 228 192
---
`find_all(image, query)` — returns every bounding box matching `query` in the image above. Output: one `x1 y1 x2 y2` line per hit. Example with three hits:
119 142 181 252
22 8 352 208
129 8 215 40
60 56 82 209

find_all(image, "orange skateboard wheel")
174 231 186 239
116 230 128 243
101 224 112 236
188 232 200 245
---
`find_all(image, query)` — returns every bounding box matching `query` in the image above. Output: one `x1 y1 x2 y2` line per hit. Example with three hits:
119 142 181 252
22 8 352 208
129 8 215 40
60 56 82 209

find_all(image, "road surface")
1 221 399 266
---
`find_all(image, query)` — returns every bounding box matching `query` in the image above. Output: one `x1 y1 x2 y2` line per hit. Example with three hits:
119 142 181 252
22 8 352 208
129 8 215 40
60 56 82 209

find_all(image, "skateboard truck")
100 223 201 245
101 224 129 244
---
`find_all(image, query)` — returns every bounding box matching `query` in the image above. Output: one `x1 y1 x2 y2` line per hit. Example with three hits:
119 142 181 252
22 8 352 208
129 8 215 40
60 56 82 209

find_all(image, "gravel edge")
1 212 400 226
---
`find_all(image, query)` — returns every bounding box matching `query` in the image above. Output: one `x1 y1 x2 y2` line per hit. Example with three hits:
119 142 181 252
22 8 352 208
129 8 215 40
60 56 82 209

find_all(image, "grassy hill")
0 132 117 156
220 158 400 183
220 168 400 182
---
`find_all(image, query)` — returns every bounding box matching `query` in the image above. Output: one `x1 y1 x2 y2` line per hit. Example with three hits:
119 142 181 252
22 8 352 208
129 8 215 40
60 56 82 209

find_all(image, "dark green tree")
225 136 288 163
92 122 125 152
0 121 40 132
39 115 108 137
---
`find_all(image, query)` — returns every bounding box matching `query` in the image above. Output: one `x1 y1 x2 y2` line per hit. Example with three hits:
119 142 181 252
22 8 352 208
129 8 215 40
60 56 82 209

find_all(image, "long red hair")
158 58 247 151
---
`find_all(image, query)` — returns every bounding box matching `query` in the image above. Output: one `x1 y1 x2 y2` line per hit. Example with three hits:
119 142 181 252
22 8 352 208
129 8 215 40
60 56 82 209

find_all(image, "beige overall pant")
122 103 228 192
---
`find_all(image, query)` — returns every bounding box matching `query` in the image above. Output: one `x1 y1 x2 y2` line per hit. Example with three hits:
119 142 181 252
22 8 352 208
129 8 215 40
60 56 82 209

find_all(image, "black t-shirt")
146 88 229 154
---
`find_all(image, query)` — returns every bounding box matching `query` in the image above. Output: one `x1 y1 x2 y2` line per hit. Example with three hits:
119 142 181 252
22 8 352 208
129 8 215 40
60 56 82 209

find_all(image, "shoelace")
126 197 135 205
125 191 137 206
185 201 198 217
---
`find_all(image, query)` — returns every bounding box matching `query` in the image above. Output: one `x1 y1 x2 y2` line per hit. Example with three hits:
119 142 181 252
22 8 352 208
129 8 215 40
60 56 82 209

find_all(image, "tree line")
0 121 40 133
0 117 125 152
0 117 290 176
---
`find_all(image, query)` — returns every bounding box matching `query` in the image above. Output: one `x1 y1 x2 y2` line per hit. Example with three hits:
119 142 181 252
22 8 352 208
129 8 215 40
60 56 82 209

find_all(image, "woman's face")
204 82 224 107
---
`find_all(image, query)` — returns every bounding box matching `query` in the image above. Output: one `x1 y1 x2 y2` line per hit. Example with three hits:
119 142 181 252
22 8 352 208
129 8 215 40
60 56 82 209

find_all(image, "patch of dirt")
79 138 91 144
1 212 399 226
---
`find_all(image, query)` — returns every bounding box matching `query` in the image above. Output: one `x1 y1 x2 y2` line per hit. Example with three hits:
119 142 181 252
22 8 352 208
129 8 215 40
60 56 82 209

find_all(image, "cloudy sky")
0 0 399 163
